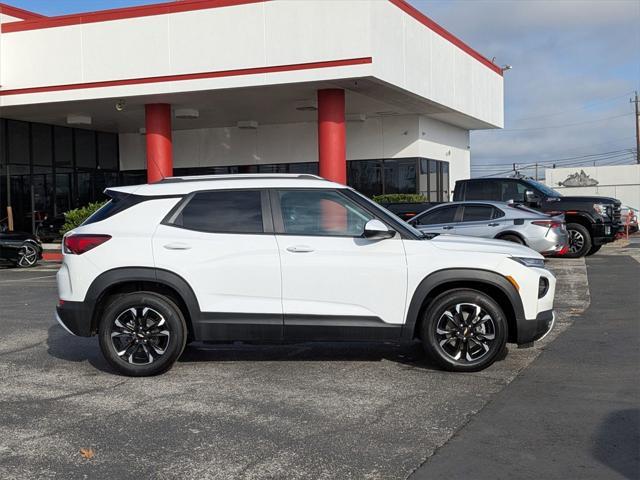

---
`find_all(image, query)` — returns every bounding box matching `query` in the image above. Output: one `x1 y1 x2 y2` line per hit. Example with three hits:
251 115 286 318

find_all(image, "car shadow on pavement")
46 324 114 374
592 408 640 479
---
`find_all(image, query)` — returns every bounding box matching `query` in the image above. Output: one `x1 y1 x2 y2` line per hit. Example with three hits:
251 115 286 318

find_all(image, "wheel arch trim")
85 267 201 335
402 268 525 342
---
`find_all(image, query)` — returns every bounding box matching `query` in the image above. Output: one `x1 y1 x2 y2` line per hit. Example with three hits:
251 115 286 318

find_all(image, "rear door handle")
286 245 314 253
164 242 192 250
488 223 500 227
442 226 454 230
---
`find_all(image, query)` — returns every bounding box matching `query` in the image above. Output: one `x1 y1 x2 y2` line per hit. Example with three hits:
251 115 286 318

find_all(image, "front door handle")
286 245 314 253
164 242 192 250
488 223 500 227
442 226 454 230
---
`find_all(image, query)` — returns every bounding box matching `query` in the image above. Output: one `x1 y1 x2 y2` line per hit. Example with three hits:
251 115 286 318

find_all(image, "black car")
453 177 621 257
0 229 43 268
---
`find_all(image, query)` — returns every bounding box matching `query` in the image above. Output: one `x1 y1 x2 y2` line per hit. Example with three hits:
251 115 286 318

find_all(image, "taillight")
532 220 564 229
64 234 111 255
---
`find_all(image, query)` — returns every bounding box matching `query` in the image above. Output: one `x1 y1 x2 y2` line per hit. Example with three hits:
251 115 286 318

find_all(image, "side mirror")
525 190 541 204
363 219 395 239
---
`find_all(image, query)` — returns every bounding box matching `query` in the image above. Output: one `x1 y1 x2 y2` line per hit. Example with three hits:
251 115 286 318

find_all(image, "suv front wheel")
421 289 507 372
98 292 187 376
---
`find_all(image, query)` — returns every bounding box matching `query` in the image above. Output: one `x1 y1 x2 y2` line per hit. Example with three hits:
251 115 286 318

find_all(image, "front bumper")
55 301 92 337
592 223 620 245
517 309 555 346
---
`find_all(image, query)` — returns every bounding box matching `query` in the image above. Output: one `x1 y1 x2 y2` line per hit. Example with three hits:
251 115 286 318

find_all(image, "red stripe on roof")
387 0 502 76
0 57 373 96
0 2 45 20
1 0 264 32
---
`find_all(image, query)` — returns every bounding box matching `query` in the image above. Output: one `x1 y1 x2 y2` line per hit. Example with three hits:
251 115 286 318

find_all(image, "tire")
15 242 39 268
565 223 592 258
499 234 524 245
586 244 602 256
421 289 508 372
98 291 187 377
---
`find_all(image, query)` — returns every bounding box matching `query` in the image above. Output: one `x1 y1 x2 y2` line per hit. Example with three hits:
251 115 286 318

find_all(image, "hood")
547 195 620 205
430 234 543 258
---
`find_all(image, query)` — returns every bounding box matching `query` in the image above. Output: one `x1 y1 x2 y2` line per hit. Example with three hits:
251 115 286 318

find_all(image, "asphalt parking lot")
0 241 637 479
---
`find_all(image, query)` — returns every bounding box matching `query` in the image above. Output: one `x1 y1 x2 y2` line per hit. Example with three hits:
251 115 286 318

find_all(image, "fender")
564 211 598 227
401 268 525 342
84 267 201 333
494 230 527 245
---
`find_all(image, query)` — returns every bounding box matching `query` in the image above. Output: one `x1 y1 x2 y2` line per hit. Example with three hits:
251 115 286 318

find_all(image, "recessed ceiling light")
175 108 199 119
66 114 92 125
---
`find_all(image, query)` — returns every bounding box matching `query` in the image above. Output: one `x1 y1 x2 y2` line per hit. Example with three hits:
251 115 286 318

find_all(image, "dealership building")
0 0 504 232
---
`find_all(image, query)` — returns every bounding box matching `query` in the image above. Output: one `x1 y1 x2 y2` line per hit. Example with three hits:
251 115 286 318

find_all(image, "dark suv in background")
453 177 621 258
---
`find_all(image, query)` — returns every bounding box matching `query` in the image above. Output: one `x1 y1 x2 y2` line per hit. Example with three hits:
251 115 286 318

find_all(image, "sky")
7 0 640 179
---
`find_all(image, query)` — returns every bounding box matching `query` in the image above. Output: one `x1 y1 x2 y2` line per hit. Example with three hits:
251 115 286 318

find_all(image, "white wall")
119 115 468 191
545 165 640 210
370 1 503 128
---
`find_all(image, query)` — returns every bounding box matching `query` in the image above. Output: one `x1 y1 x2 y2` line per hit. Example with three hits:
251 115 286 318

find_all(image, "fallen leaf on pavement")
79 448 95 460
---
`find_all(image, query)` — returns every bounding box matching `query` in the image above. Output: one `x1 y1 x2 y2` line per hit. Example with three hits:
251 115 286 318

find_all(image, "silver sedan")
408 201 569 256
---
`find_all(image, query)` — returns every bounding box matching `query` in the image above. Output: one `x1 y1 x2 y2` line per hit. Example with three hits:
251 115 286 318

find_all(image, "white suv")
56 174 556 376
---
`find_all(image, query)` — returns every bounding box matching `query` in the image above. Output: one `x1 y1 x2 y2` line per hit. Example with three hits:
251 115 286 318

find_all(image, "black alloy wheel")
565 223 592 258
99 292 187 376
421 289 507 372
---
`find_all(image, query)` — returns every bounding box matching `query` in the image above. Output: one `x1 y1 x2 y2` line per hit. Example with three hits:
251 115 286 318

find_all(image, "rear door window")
464 182 500 200
175 190 264 234
415 205 458 225
461 205 494 222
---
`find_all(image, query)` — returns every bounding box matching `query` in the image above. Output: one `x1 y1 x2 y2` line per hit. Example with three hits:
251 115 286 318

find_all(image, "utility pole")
632 91 640 164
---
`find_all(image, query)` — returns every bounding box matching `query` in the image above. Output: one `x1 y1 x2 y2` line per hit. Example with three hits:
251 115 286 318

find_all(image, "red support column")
145 103 173 183
317 89 346 184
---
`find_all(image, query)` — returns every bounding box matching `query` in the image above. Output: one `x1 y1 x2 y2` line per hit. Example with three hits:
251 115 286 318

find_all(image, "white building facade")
545 165 640 211
0 0 503 231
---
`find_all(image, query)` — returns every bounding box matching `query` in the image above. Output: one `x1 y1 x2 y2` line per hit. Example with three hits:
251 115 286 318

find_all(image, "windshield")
523 179 562 198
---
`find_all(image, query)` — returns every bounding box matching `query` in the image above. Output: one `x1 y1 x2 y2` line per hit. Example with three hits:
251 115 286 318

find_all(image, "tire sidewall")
565 223 592 258
98 292 187 377
421 289 507 372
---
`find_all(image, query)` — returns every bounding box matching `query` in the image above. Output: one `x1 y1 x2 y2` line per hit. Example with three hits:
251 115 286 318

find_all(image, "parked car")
36 215 65 243
453 177 622 258
56 174 556 376
0 228 43 268
408 201 569 256
377 201 439 221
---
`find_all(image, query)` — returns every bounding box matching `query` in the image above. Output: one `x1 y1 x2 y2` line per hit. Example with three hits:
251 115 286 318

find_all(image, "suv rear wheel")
421 289 507 372
566 223 592 258
98 292 187 377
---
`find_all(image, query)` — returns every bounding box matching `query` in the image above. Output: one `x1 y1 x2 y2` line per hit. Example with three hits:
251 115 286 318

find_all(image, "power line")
471 148 635 169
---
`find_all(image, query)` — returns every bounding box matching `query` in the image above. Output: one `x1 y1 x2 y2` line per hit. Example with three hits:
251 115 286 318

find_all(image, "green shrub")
372 193 427 204
61 201 107 235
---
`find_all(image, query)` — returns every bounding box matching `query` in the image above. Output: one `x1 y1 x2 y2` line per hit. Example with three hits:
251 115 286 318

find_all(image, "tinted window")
464 181 499 200
278 190 373 237
462 205 494 222
179 190 263 234
74 129 96 169
416 206 458 225
500 181 527 202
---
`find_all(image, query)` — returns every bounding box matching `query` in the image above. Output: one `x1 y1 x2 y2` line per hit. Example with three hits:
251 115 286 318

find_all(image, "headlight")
509 256 545 268
593 203 610 217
